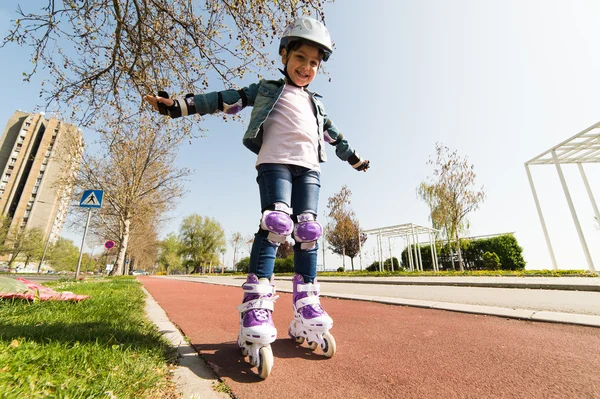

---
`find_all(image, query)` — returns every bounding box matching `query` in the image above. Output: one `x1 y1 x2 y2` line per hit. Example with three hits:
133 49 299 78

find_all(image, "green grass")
0 277 178 399
313 269 598 277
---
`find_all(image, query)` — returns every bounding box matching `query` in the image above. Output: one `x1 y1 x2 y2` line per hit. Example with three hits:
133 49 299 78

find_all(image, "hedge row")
235 256 294 274
367 233 526 271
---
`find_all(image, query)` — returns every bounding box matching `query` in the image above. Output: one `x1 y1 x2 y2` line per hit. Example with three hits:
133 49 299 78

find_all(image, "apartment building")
0 111 83 246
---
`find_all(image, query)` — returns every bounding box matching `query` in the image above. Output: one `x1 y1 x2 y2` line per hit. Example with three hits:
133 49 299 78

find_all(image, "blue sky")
1 1 599 271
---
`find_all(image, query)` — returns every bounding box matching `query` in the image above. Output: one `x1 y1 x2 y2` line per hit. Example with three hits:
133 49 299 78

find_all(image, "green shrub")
274 256 294 273
366 261 380 272
236 257 250 273
482 251 501 269
366 257 400 272
234 256 293 274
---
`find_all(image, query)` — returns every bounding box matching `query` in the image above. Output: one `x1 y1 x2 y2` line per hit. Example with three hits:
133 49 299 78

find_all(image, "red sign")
104 240 115 250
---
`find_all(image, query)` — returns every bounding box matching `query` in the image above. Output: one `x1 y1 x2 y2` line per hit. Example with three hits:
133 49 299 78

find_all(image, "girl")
144 16 369 378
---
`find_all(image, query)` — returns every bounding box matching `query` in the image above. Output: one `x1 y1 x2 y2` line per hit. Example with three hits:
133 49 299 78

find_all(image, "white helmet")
279 16 333 62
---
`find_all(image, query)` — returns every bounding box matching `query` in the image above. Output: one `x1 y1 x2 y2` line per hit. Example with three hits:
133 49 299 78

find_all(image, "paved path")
162 275 600 325
139 277 600 399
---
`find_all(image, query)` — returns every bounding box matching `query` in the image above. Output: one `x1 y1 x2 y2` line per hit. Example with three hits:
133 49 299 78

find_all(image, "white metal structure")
525 122 600 274
361 223 440 272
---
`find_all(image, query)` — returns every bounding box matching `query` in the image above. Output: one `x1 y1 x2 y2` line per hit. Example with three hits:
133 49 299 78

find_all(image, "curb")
142 287 230 399
275 277 600 292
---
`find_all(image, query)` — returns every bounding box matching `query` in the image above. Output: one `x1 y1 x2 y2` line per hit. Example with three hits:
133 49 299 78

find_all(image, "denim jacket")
191 78 356 164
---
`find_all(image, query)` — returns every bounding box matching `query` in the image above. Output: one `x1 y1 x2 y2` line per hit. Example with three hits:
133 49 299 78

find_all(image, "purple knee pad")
293 213 323 247
261 205 293 244
294 221 323 242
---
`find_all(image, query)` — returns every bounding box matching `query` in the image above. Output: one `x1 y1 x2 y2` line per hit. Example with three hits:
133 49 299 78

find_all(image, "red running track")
139 277 600 399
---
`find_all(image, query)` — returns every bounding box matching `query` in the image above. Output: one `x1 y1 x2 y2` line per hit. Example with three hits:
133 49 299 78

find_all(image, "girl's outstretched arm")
143 84 260 118
323 116 370 172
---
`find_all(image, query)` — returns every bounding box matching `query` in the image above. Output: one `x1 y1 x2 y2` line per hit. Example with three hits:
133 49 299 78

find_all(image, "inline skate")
288 273 336 357
237 274 278 379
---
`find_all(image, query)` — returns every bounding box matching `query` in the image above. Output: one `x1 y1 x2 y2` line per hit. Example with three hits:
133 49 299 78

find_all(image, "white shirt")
256 84 320 171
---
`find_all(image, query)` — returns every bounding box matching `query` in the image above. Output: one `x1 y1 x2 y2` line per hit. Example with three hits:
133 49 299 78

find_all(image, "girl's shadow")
194 337 329 383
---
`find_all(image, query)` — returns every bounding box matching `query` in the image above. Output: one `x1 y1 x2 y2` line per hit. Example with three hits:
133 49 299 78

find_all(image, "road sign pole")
75 209 93 280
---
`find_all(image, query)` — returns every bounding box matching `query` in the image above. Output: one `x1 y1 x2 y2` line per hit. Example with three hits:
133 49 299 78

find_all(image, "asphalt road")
139 277 600 399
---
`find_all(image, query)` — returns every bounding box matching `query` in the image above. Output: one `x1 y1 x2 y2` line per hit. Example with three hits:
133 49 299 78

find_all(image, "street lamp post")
35 199 76 273
37 233 53 273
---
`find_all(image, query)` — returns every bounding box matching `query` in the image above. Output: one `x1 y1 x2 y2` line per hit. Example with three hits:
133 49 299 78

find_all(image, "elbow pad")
323 120 344 145
217 90 248 115
325 131 344 145
157 91 197 118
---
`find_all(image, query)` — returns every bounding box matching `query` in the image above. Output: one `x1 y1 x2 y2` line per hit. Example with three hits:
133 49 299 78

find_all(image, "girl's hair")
285 39 325 61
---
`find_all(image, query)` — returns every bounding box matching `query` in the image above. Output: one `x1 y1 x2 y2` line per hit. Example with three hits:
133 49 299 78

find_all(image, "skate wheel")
308 341 318 351
322 331 336 358
295 336 305 344
258 346 273 379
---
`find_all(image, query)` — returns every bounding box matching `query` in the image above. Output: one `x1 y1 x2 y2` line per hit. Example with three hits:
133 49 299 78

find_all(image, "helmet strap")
279 66 309 88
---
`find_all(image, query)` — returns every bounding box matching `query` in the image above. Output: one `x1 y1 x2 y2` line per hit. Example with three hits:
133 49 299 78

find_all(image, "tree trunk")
455 230 464 272
114 218 131 276
24 255 31 269
447 238 455 270
7 251 19 270
350 256 354 271
342 246 346 271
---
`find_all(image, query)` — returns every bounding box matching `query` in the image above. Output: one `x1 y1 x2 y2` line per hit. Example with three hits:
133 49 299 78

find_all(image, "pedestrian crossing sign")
79 189 104 208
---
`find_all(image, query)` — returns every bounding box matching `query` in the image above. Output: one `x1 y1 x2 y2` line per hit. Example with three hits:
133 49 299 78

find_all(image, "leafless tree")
229 231 244 270
2 0 334 127
69 115 190 275
418 143 486 271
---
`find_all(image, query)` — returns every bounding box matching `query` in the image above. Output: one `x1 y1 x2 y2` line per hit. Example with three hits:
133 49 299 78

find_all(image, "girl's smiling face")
282 43 322 86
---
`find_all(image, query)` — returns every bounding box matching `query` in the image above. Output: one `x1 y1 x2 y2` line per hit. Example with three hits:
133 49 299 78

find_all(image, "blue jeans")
250 163 320 282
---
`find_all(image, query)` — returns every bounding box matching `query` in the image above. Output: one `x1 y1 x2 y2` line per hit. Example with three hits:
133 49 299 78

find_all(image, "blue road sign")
79 190 104 208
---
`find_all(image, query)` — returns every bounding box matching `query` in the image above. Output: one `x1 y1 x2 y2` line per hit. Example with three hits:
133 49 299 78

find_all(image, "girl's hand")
356 159 370 172
143 94 174 111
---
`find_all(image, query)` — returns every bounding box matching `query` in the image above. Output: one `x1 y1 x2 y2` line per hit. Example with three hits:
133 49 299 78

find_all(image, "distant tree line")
235 241 295 274
157 214 226 275
0 214 94 272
